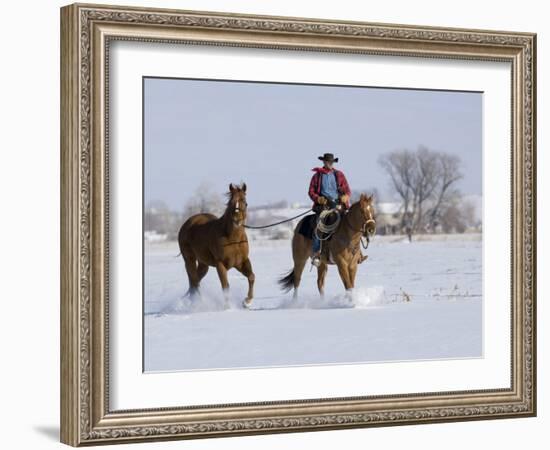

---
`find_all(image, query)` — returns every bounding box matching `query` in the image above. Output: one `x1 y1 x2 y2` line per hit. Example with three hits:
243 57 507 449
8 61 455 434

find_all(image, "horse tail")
278 269 295 293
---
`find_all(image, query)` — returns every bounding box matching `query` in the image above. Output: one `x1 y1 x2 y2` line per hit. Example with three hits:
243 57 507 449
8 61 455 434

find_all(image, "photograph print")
143 77 482 373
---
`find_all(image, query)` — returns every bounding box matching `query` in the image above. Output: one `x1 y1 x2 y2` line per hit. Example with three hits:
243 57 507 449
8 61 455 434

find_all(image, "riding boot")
311 251 321 267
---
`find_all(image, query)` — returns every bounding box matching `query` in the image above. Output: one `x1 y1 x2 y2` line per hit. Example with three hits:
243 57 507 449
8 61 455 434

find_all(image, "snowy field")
144 234 482 372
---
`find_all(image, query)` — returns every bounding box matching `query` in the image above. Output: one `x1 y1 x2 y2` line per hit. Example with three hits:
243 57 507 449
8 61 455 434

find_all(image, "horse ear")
360 193 367 202
241 182 247 193
229 183 235 193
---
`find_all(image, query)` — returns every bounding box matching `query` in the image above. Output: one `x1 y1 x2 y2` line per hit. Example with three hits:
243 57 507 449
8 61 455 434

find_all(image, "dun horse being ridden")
279 193 376 300
177 183 255 308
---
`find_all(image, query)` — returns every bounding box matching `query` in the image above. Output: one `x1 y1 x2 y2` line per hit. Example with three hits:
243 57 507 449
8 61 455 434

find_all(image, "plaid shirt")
308 168 351 208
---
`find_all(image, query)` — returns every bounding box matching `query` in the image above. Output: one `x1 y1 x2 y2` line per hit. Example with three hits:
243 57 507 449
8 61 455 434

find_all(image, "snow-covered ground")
144 234 482 372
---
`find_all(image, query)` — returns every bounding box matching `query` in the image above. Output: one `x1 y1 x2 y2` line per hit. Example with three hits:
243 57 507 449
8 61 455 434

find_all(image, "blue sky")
144 77 482 210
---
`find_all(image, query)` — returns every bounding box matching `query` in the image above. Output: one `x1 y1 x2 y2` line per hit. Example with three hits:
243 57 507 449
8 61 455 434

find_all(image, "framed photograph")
60 3 537 446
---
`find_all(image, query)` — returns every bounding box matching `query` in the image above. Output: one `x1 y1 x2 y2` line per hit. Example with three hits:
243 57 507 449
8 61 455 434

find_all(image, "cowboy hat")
318 153 339 163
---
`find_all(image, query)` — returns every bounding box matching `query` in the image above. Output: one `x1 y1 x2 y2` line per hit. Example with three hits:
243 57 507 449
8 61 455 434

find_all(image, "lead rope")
243 208 313 229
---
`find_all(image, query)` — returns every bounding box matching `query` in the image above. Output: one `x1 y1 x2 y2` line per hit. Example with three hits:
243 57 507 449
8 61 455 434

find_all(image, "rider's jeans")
312 214 321 253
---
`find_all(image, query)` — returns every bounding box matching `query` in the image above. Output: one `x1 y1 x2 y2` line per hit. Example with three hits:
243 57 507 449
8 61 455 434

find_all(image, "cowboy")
308 153 351 267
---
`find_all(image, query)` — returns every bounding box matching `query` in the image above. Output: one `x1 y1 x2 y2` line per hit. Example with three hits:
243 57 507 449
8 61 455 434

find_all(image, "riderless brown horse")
178 183 255 308
278 194 376 300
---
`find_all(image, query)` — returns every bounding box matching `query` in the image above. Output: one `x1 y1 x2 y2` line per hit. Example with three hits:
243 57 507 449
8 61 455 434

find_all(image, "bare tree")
426 152 463 230
379 147 464 235
182 181 225 220
378 150 415 227
439 195 476 233
410 146 440 231
144 200 183 239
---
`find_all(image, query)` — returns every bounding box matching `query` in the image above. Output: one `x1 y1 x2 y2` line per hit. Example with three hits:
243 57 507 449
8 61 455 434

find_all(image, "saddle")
298 210 369 265
298 209 341 241
297 214 317 240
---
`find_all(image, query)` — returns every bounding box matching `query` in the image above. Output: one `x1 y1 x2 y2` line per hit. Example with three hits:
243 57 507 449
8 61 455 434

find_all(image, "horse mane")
353 193 375 206
224 190 233 205
221 192 236 223
346 200 362 222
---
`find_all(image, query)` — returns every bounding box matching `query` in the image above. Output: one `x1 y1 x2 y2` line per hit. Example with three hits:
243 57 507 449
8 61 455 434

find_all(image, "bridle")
231 197 247 227
344 203 376 249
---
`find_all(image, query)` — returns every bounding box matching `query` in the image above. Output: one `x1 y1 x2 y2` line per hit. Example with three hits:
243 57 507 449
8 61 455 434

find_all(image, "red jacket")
308 168 351 209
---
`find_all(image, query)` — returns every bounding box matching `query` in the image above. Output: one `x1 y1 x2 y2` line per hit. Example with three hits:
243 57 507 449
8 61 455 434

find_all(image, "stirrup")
311 255 321 267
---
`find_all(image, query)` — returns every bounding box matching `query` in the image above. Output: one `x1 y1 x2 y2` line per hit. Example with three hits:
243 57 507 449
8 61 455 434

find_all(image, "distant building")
376 202 403 235
144 230 168 243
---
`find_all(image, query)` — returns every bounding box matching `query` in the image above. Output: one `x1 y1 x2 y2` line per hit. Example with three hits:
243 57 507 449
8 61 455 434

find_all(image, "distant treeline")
145 147 481 241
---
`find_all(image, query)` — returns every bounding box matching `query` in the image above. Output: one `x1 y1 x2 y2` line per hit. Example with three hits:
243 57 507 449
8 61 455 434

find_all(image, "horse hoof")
242 298 252 308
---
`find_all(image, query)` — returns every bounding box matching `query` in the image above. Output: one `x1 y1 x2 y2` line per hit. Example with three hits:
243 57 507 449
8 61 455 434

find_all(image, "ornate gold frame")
60 2 536 446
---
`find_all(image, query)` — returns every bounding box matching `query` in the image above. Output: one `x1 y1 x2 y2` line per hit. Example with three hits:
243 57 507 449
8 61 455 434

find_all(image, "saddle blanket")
297 214 317 240
298 212 339 240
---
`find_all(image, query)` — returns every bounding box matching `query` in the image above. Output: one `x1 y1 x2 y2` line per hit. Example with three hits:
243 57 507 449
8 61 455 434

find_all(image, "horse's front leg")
317 262 328 297
348 261 358 289
335 258 352 291
335 257 355 303
345 257 361 304
215 262 230 308
237 258 255 307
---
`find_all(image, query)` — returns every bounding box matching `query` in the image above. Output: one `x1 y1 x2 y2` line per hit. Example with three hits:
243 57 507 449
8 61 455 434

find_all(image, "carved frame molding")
60 3 536 446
